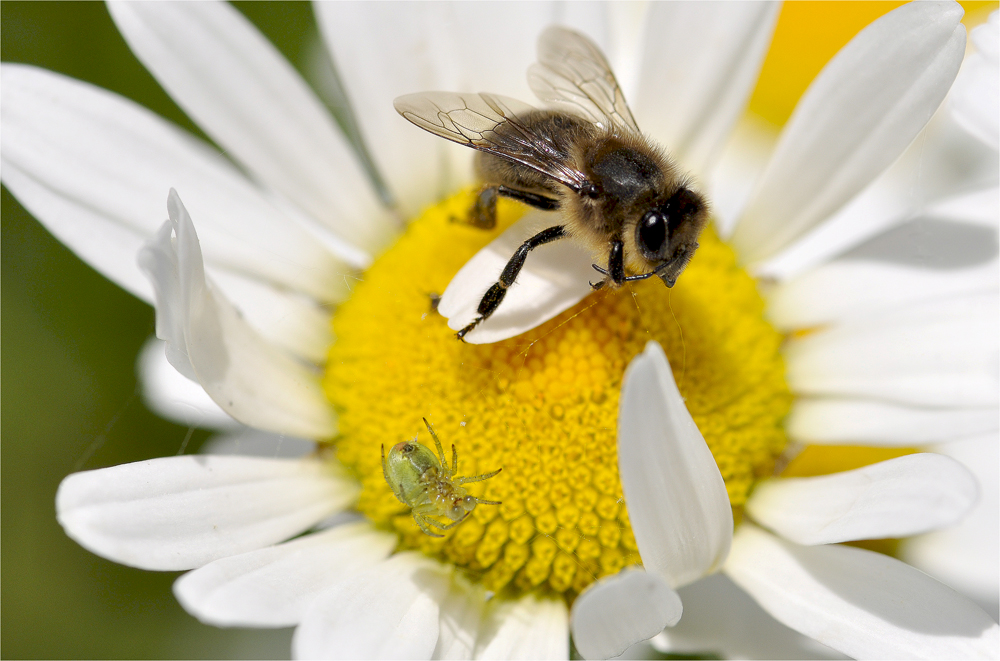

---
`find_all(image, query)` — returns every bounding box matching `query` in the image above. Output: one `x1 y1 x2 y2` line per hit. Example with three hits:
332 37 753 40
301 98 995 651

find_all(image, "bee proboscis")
395 26 709 340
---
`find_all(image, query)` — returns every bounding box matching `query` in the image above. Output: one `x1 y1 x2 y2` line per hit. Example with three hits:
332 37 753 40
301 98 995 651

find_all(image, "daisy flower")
2 1 997 659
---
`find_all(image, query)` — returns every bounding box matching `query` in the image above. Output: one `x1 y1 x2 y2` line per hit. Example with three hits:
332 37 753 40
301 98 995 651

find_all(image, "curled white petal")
174 521 394 627
199 428 316 459
138 337 237 431
732 1 967 264
137 190 337 438
571 568 682 660
438 214 595 343
56 455 357 571
293 553 449 660
747 453 979 545
725 523 1000 660
618 341 733 587
209 269 333 365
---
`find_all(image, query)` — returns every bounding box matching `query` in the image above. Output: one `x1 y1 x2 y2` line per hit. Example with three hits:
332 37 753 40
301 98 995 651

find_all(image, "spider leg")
413 513 444 538
422 417 449 470
455 467 502 485
381 444 390 485
473 497 502 506
451 444 458 475
426 510 470 531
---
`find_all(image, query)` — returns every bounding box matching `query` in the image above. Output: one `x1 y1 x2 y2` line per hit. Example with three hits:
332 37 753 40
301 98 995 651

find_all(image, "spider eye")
637 210 667 259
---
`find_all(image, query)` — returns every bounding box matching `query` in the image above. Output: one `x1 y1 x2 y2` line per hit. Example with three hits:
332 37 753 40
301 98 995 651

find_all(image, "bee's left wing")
394 91 592 192
528 26 640 135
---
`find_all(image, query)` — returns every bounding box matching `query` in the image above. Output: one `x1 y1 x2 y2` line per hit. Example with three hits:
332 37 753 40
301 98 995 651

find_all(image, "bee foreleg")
607 239 626 285
457 225 567 340
590 239 626 289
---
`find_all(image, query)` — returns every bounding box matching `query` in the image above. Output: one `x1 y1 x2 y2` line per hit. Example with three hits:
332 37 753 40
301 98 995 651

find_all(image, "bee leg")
608 239 626 285
589 240 626 289
457 225 567 340
468 186 499 229
469 186 560 229
496 186 560 211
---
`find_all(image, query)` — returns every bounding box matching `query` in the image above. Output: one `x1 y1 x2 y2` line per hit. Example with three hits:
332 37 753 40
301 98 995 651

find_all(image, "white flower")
3 1 997 659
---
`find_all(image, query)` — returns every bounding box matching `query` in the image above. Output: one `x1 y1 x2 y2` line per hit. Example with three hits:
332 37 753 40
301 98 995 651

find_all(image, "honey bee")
381 418 502 537
395 26 708 340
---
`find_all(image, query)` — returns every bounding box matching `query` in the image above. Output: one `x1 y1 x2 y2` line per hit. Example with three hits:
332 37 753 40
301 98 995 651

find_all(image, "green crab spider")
381 418 502 537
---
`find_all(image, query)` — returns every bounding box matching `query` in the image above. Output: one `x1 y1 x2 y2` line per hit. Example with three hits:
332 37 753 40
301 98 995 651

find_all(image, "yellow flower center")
324 189 791 599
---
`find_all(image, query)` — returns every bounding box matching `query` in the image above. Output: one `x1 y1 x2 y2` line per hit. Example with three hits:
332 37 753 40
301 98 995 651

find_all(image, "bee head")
635 186 707 287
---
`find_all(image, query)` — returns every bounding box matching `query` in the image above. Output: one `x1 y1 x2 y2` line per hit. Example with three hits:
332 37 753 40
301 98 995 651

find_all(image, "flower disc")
325 190 791 599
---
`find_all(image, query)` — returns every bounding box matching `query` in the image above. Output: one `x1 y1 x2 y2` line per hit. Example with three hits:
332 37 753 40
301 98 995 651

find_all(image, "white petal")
138 337 238 430
0 64 361 304
768 187 1000 329
315 2 473 215
315 3 580 217
754 122 999 281
433 576 486 660
732 1 967 264
210 269 333 365
618 341 733 587
174 521 394 627
56 455 357 571
138 191 337 438
654 573 846 660
632 1 780 177
787 397 999 447
902 436 1000 618
709 115 779 239
784 292 999 407
106 0 394 255
747 453 978 545
474 593 569 660
0 158 153 301
725 523 1000 660
767 215 999 331
950 12 1000 149
437 214 595 344
570 568 682 660
293 552 449 660
199 428 316 459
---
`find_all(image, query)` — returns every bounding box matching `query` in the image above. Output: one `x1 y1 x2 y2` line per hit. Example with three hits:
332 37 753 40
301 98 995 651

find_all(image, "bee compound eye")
638 210 668 258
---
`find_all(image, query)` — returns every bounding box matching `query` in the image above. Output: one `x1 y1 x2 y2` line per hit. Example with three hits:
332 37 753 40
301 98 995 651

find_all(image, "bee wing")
394 91 590 192
528 26 640 135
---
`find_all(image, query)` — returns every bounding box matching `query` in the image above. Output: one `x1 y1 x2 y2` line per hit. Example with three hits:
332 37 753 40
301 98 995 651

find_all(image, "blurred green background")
3 2 996 659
